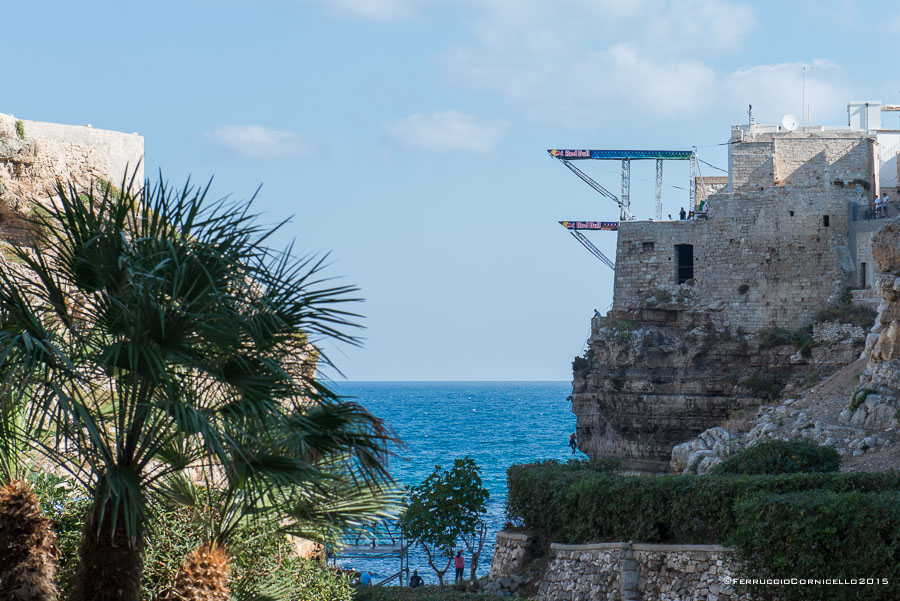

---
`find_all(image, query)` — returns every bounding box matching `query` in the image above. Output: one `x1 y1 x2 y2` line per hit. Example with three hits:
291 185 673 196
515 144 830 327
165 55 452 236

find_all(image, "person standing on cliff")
569 432 577 454
454 550 465 584
679 207 686 220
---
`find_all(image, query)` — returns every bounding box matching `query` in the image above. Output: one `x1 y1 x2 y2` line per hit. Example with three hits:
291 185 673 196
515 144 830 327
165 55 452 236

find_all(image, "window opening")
675 244 694 284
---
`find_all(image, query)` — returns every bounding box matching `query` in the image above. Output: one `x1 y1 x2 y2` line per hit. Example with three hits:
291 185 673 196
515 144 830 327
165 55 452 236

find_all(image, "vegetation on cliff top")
711 439 841 475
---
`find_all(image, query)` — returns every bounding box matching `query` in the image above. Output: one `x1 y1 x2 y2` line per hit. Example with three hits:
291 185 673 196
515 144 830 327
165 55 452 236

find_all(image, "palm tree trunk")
0 479 58 601
161 541 230 601
69 502 143 601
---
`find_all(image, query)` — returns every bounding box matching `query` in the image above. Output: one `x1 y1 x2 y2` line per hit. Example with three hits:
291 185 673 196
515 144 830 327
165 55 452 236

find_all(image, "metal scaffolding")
548 148 697 269
329 521 409 586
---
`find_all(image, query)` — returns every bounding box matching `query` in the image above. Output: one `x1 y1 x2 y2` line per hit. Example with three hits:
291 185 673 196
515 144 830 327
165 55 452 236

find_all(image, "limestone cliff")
572 279 873 473
574 301 796 473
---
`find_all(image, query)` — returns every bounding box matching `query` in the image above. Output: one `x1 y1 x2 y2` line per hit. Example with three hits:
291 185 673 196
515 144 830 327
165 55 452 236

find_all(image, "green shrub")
15 119 25 139
728 491 900 601
505 460 900 545
711 439 840 475
849 387 876 412
32 473 352 600
615 319 633 343
815 287 877 328
758 326 815 354
649 288 672 304
740 373 785 401
30 472 90 598
758 326 796 348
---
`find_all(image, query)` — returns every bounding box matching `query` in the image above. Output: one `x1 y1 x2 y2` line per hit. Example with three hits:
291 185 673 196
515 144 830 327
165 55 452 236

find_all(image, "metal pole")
655 159 663 220
689 152 697 211
621 158 631 220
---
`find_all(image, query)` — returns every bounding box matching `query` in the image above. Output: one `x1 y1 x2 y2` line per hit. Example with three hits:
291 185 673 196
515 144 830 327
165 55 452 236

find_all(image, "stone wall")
490 531 747 601
730 128 874 194
490 530 533 579
612 187 855 331
0 113 143 220
612 128 875 333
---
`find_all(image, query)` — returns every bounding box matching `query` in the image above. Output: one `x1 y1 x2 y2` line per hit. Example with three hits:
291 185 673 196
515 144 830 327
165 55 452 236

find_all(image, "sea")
329 381 575 586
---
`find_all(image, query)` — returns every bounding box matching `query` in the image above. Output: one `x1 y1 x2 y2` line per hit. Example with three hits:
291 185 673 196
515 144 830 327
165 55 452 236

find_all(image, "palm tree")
159 447 397 601
0 389 58 601
0 175 393 601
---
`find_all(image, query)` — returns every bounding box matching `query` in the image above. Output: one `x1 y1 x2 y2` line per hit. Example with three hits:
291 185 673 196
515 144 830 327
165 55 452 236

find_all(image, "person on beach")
454 550 465 583
410 570 424 588
569 432 577 454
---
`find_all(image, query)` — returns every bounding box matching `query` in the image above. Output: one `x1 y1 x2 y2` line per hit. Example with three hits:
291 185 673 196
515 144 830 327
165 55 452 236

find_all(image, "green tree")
0 175 394 601
400 457 490 585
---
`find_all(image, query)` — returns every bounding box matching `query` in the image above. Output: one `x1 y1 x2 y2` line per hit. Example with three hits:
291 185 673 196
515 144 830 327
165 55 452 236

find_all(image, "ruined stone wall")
612 188 855 331
489 532 746 601
0 113 143 219
490 531 533 579
696 176 728 202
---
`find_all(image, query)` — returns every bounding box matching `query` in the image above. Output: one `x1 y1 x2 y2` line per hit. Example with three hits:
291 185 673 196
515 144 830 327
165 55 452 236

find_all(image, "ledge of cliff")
572 289 870 473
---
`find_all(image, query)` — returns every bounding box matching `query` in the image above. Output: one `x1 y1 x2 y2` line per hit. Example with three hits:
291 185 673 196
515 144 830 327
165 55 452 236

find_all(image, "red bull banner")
560 221 618 231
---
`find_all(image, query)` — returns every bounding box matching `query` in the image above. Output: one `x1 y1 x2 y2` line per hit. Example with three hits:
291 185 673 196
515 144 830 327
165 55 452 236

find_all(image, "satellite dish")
782 114 799 131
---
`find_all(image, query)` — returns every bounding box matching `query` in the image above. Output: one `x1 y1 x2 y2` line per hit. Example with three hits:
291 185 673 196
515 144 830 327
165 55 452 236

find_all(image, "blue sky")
5 1 900 380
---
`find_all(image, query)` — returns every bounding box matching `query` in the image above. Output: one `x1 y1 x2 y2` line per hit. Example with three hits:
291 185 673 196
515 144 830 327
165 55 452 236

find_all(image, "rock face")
854 218 900 425
871 217 900 274
573 306 803 473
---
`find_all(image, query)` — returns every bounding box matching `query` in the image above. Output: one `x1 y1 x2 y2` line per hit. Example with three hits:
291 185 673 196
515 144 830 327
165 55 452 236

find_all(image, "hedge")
711 439 841 475
505 460 900 545
728 491 900 601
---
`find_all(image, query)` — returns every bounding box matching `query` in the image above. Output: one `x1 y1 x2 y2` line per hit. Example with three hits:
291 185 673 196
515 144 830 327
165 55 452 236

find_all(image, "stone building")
572 102 900 473
613 114 893 330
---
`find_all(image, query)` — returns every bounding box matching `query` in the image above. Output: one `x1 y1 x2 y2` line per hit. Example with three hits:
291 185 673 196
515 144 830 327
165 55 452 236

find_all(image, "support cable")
569 230 615 271
558 159 633 220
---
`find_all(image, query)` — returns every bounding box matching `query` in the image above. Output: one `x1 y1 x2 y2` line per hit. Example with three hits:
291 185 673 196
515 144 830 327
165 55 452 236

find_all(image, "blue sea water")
330 381 574 585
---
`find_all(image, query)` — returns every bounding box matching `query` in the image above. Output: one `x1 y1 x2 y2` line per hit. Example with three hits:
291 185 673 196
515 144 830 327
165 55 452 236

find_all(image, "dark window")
861 262 867 289
675 244 694 284
823 215 830 227
789 210 794 217
642 241 655 252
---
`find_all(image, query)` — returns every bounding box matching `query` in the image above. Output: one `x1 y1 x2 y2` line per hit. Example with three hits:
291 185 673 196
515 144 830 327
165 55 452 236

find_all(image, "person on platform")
454 550 465 584
569 432 578 454
668 213 673 220
679 207 686 220
410 570 424 588
875 195 883 219
884 193 891 218
360 571 374 587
